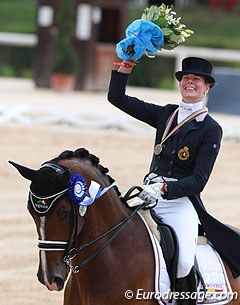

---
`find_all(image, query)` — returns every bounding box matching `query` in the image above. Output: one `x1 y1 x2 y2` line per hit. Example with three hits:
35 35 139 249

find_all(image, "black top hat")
175 57 215 86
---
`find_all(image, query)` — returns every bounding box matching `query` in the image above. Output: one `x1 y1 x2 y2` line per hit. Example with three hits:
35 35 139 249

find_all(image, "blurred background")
0 0 240 113
0 3 240 305
0 0 239 110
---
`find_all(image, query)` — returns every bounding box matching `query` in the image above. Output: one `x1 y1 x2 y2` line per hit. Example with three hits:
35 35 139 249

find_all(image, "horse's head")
10 148 120 291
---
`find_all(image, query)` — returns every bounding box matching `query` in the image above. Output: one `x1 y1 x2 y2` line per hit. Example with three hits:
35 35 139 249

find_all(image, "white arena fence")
0 32 240 140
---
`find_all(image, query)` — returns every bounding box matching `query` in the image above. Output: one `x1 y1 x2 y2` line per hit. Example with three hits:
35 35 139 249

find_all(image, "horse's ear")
8 160 36 181
57 170 71 188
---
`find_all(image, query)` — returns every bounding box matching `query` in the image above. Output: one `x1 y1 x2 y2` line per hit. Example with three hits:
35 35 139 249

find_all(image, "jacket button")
172 150 175 154
170 161 173 165
168 171 171 176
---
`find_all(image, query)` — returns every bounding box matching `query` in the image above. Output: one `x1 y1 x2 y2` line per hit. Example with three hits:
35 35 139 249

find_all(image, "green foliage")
128 56 175 89
130 6 240 50
0 46 34 77
0 0 36 33
0 2 239 88
53 31 78 74
1 65 15 77
178 7 240 49
53 0 78 74
0 1 36 78
128 5 240 89
141 4 194 50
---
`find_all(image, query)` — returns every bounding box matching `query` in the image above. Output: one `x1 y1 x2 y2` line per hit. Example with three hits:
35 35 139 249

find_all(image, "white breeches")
153 192 198 278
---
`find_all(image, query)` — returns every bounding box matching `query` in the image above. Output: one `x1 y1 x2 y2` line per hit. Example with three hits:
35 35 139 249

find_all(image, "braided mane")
50 148 121 197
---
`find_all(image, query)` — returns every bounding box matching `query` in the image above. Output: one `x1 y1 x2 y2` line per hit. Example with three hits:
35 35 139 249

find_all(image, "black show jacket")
108 70 240 278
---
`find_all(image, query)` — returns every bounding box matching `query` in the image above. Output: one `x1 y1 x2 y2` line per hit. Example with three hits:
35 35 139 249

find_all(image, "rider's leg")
175 266 198 305
153 195 198 304
153 195 198 278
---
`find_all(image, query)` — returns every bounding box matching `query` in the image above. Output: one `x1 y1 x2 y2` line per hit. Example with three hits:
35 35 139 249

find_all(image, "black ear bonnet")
29 163 71 215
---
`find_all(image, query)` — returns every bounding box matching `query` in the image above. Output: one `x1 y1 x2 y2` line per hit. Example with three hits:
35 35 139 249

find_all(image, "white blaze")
39 216 48 284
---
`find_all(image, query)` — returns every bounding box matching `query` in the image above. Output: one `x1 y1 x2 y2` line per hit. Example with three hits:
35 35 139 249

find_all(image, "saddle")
122 186 200 289
150 209 178 289
150 209 205 292
123 186 233 305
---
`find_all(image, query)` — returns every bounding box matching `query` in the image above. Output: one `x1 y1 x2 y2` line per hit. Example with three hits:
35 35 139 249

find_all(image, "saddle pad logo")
178 146 190 161
205 284 224 293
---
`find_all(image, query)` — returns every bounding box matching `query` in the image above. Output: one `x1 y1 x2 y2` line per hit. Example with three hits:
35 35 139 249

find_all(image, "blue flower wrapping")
116 19 164 60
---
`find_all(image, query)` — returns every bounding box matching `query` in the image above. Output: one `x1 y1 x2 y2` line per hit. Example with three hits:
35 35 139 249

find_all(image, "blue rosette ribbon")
68 174 88 205
68 174 102 206
116 19 164 60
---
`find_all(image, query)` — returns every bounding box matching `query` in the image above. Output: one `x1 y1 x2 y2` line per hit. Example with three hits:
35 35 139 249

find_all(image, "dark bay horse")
10 148 158 305
10 148 240 305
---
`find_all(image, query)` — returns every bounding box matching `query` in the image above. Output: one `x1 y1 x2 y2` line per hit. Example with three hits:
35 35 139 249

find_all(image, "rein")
63 196 147 273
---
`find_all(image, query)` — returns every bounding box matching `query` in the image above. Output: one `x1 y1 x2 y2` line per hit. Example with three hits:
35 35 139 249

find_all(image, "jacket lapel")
176 119 204 147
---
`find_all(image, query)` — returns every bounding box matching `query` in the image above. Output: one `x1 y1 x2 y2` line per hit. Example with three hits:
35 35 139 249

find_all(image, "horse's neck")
80 190 129 241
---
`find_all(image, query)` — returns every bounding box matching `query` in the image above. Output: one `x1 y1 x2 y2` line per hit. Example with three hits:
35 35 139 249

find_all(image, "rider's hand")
138 183 163 207
144 182 164 196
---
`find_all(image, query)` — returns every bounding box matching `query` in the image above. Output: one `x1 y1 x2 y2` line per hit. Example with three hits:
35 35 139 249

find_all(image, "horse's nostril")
54 276 65 291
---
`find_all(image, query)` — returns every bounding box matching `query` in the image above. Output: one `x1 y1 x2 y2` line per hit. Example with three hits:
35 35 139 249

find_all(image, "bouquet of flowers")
116 4 194 61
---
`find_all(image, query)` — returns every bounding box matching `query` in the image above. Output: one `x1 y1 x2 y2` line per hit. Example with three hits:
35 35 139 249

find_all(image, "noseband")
38 240 68 251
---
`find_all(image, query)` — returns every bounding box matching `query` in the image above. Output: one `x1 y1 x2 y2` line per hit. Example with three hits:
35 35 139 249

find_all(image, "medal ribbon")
160 107 208 145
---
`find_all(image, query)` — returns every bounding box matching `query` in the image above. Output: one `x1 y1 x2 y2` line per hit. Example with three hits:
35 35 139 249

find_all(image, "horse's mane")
50 148 121 197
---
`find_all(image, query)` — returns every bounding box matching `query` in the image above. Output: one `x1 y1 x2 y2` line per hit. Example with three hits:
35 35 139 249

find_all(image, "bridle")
63 195 146 273
32 162 146 274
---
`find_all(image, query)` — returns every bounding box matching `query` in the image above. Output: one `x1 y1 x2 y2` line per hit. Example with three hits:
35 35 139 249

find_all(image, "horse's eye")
58 210 71 221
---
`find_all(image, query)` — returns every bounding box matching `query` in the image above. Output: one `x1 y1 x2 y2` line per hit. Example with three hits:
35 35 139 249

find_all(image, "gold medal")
154 144 162 155
178 146 190 161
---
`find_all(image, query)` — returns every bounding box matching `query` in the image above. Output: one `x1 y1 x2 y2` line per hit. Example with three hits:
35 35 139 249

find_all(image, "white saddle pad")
138 213 234 305
196 244 233 305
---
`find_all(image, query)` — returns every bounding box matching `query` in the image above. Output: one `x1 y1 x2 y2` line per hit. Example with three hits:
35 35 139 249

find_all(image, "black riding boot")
175 266 197 305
